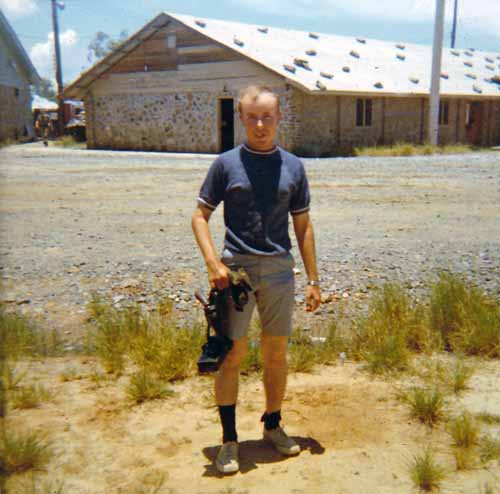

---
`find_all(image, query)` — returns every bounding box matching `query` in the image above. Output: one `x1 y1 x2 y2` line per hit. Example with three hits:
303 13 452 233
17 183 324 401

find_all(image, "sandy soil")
5 356 500 493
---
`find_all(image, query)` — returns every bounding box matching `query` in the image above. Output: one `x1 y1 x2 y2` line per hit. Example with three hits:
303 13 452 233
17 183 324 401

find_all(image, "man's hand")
305 284 321 312
207 260 230 290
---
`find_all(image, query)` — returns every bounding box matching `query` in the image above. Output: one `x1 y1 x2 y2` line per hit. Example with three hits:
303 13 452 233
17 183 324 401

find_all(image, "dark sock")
261 410 281 430
218 404 237 443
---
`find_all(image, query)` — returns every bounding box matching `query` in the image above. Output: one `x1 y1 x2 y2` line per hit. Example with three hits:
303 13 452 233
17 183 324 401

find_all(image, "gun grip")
195 290 208 307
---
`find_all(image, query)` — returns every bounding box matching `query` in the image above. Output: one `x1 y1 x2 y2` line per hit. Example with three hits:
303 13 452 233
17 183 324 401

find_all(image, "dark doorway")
466 102 483 145
220 99 234 152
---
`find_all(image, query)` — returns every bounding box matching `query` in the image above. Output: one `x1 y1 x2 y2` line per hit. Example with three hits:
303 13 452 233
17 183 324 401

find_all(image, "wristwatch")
307 280 320 287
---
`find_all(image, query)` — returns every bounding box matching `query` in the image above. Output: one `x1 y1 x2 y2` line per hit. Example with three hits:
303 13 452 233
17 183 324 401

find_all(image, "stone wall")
0 83 31 142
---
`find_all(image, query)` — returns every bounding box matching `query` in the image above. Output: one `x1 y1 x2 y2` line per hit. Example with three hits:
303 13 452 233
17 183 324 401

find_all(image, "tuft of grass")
126 371 173 404
354 142 476 157
51 135 84 148
409 448 446 492
288 332 321 373
448 412 480 448
452 447 475 471
86 295 204 380
401 386 445 427
450 358 474 394
479 434 500 464
0 428 52 476
429 272 500 357
351 283 432 374
475 412 500 425
11 384 51 410
10 474 65 494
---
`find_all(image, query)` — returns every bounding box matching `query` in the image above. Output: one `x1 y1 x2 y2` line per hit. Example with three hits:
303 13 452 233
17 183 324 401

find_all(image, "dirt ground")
1 143 500 493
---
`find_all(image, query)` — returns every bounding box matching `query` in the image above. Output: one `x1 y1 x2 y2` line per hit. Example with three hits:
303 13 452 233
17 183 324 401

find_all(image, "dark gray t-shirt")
198 144 310 256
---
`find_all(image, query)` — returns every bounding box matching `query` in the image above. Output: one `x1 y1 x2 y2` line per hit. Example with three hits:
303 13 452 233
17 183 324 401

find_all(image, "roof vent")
464 61 473 67
342 66 350 73
320 71 333 79
294 58 311 70
195 19 206 28
309 32 319 39
356 37 366 44
485 56 494 63
396 54 406 61
485 65 494 71
465 73 477 80
464 50 474 57
316 80 326 90
396 43 405 50
306 49 317 56
440 72 449 79
233 36 244 47
374 81 383 89
350 50 360 59
409 76 419 84
451 50 460 56
258 27 268 34
473 84 482 94
284 64 296 73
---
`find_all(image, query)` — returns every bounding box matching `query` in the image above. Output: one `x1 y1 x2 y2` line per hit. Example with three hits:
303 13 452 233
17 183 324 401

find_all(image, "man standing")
191 85 320 474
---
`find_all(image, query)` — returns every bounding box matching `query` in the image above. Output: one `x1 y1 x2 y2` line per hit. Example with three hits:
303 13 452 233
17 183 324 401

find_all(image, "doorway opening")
219 98 234 152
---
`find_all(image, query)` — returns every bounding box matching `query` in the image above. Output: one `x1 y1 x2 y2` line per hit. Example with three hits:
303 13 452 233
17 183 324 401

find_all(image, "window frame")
356 98 373 127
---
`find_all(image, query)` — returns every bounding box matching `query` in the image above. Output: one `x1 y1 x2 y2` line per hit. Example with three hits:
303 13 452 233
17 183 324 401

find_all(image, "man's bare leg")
215 336 248 405
261 334 288 413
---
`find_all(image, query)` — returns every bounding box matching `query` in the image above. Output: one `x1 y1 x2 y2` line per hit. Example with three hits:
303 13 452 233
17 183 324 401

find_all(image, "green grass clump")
288 333 320 373
352 283 431 374
126 371 173 404
475 412 500 425
0 307 39 360
51 135 84 148
0 428 52 476
409 448 446 492
86 294 204 380
448 412 480 448
429 272 500 357
479 434 500 464
11 384 51 410
401 386 445 427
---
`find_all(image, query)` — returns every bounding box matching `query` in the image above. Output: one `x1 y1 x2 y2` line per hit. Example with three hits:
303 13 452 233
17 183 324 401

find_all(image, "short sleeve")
290 161 310 216
197 158 225 211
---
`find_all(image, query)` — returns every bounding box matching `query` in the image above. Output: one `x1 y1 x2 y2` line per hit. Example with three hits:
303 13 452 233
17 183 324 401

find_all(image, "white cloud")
30 29 79 81
0 0 38 18
232 0 500 41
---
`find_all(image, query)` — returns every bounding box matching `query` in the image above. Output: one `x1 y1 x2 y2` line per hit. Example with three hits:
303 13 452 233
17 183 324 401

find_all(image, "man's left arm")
292 212 321 312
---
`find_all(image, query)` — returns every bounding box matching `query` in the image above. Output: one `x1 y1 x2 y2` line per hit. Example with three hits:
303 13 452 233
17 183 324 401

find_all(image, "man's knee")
262 335 288 368
220 337 248 370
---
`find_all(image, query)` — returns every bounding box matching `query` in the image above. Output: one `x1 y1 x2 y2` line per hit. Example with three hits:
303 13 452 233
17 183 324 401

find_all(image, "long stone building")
63 12 500 155
0 10 40 142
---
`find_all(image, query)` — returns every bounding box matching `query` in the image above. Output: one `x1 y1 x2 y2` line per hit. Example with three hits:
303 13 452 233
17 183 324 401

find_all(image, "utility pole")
451 0 458 48
51 0 65 135
429 0 446 146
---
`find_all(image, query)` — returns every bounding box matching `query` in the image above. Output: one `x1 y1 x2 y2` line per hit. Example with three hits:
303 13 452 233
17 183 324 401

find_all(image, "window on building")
439 100 449 125
356 98 372 127
14 88 20 98
166 34 176 49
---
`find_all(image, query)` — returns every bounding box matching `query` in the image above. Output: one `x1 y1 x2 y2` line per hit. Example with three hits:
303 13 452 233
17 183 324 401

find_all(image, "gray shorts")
221 249 295 340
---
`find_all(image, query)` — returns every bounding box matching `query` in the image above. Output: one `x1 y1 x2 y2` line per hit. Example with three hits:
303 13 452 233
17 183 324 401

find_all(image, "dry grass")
11 384 52 410
0 428 52 476
429 272 500 357
51 135 85 148
355 142 476 157
479 434 500 464
475 412 500 425
400 386 446 427
126 371 174 404
408 448 446 492
86 294 204 380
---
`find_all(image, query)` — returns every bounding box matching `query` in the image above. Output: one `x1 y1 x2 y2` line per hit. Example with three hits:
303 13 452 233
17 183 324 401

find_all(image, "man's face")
239 92 281 151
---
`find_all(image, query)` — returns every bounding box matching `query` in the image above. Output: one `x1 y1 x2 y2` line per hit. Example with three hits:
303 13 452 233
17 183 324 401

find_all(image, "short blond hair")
237 85 280 113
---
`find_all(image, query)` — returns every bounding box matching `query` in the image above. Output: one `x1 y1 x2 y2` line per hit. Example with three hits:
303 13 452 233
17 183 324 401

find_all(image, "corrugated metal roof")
63 12 500 99
171 12 500 98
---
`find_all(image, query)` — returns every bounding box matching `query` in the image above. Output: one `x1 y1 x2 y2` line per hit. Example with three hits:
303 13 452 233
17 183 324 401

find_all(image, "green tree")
33 77 57 102
87 30 128 63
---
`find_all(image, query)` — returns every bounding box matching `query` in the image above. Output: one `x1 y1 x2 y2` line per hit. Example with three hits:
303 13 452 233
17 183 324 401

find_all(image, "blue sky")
2 0 499 85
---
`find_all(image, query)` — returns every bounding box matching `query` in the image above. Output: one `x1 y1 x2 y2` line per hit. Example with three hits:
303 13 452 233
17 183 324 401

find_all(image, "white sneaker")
263 426 300 456
215 441 239 474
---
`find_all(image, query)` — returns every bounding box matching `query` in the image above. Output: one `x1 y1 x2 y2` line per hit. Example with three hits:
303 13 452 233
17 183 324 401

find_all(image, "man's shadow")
202 436 325 477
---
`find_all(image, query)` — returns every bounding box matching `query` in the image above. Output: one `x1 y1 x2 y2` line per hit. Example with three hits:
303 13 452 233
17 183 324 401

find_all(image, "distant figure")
191 85 321 474
36 112 50 146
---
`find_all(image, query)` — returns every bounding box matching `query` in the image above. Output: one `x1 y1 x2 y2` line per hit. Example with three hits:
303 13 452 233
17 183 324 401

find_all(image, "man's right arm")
191 205 229 290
